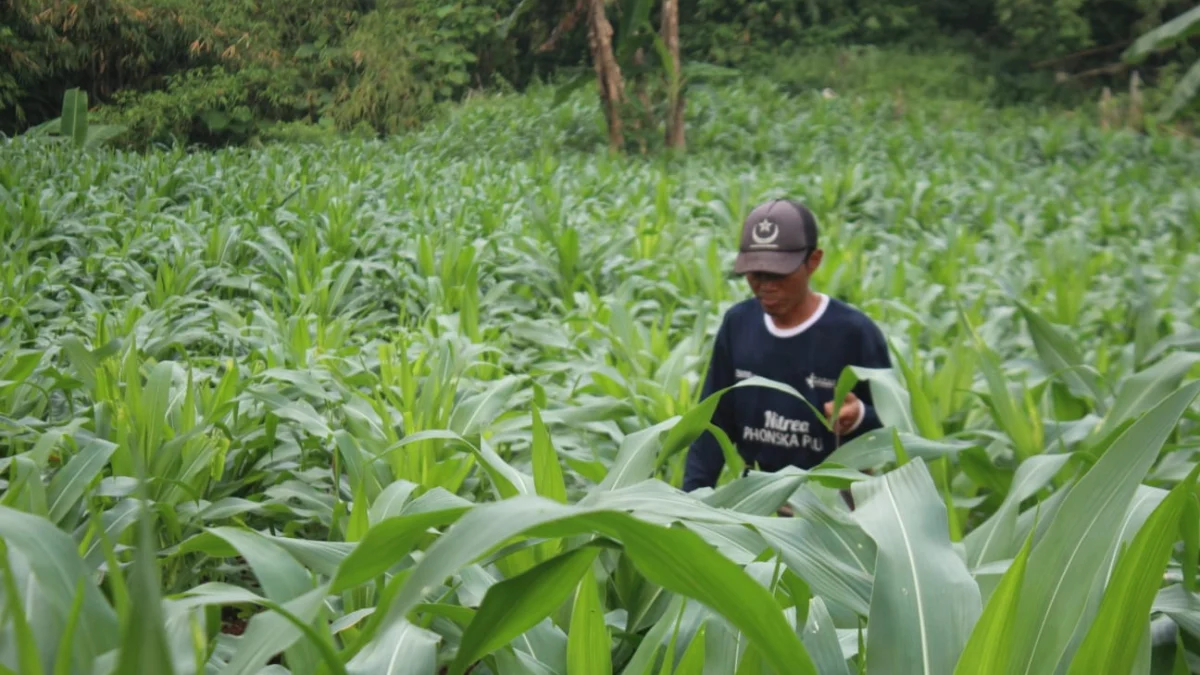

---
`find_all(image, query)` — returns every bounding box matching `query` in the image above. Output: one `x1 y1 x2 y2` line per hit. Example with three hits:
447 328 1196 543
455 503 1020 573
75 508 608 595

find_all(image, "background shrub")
2 0 1197 147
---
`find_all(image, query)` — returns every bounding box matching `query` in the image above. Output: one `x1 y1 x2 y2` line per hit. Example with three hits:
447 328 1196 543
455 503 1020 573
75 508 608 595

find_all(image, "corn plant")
1 75 1198 674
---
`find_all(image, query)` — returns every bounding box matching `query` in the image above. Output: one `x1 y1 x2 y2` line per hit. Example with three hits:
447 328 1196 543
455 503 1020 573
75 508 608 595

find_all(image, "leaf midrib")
884 478 932 674
1020 459 1141 675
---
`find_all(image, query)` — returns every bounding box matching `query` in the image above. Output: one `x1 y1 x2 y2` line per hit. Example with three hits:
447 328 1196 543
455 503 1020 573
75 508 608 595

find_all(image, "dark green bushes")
2 0 521 147
2 0 1196 148
678 0 1200 111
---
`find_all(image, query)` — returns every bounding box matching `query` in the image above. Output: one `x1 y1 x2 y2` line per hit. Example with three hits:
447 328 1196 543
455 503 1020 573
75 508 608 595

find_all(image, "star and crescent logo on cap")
751 219 780 247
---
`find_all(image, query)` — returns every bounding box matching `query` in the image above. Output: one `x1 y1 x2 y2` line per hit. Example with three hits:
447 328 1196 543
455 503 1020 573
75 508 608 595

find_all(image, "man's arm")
682 317 736 492
843 318 891 440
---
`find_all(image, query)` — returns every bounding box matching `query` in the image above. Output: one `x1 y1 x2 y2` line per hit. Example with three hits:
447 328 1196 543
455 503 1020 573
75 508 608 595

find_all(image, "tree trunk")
660 0 685 150
586 0 624 152
633 47 652 154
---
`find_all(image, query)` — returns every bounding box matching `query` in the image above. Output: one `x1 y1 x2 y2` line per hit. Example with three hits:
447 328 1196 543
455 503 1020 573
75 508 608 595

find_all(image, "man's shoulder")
713 298 763 329
821 296 885 337
724 297 761 320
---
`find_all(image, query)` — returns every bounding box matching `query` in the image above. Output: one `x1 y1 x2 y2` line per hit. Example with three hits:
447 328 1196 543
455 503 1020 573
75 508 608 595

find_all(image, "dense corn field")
3 79 1200 675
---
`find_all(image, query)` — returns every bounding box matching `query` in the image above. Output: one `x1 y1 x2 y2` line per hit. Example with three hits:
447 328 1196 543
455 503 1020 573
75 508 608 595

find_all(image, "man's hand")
824 392 863 436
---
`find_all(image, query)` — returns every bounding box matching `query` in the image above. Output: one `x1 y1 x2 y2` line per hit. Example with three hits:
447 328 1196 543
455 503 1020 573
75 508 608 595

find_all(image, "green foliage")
4 0 1200 145
761 44 997 102
993 0 1092 58
679 0 1200 112
1 76 1199 671
98 65 305 146
681 0 937 66
0 0 197 133
1124 4 1200 121
0 0 520 147
16 88 128 148
329 0 499 135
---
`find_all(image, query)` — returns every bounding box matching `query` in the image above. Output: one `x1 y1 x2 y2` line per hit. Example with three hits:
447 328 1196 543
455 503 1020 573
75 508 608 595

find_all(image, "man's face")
745 249 822 319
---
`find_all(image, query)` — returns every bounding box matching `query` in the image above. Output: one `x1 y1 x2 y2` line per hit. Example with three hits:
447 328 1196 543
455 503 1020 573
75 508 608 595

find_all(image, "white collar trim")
764 293 829 337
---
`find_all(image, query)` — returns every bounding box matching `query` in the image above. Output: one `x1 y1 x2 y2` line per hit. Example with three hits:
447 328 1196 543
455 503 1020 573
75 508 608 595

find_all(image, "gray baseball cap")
732 199 819 275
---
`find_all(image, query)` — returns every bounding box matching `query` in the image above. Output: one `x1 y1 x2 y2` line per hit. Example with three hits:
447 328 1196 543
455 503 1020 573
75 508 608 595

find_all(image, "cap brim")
733 251 806 275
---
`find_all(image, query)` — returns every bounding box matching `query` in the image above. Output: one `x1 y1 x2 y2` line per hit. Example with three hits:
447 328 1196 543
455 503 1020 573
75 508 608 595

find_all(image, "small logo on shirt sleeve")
805 373 837 389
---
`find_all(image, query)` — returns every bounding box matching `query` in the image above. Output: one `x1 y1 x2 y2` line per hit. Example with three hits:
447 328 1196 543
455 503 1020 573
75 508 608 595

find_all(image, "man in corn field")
681 199 892 495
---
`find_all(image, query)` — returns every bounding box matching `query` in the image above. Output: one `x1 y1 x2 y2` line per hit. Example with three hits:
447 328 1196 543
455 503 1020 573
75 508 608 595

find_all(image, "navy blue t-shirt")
682 293 891 491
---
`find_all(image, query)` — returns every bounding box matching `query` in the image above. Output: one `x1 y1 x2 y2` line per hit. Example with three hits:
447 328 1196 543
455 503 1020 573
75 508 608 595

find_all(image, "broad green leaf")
0 506 118 672
53 578 88 675
1143 330 1200 365
345 618 439 675
964 453 1073 569
46 438 118 525
114 499 174 675
198 527 325 674
702 466 809 515
592 416 679 493
567 564 612 674
493 647 559 675
847 367 917 434
1066 466 1200 675
673 622 707 675
369 496 817 675
60 88 88 147
1007 381 1200 675
368 480 421 524
823 429 974 470
346 480 370 542
1096 352 1200 439
851 458 982 674
678 520 770 566
267 537 356 579
5 456 47 517
652 374 819 469
531 406 568 503
199 527 313 602
331 506 471 591
1124 5 1200 62
0 543 44 675
749 493 876 616
975 346 1042 461
450 545 601 674
1184 495 1199 595
335 431 383 503
890 350 944 439
382 430 534 499
1015 299 1107 412
1151 584 1200 638
169 583 342 675
620 595 687 675
801 597 851 675
449 375 523 437
954 528 1034 675
654 376 835 464
271 400 333 438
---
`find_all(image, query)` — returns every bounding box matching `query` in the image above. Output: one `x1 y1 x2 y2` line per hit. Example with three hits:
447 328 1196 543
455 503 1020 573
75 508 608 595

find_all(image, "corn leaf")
1007 381 1200 674
1065 465 1200 675
954 528 1034 675
450 545 602 675
361 496 817 675
567 564 612 674
851 458 982 674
